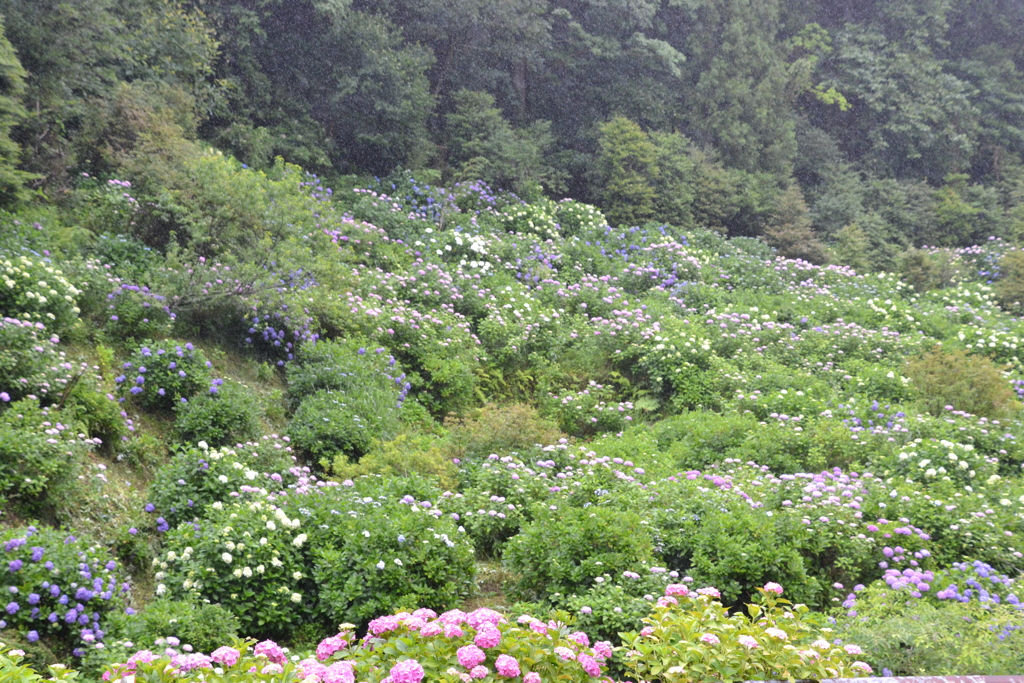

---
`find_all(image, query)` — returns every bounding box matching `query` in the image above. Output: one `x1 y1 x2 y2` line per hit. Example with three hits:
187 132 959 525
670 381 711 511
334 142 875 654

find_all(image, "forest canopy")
0 0 1022 262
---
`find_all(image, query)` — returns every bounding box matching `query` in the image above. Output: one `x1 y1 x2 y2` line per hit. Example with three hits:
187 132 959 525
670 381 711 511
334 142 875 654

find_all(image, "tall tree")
675 0 801 176
0 0 218 186
196 0 435 175
0 13 33 205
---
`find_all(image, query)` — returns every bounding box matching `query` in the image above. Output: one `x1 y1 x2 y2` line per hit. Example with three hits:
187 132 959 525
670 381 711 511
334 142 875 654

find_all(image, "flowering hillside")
2 165 1024 680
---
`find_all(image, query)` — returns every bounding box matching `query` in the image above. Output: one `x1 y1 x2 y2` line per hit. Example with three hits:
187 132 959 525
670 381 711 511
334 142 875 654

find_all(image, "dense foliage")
1 2 1024 680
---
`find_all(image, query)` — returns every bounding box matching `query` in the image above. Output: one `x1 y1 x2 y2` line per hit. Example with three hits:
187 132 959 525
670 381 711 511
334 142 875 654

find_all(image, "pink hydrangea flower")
700 634 720 645
577 654 601 677
495 654 520 678
211 646 240 667
844 644 863 655
568 632 589 647
402 616 427 632
369 615 401 635
696 587 721 599
173 653 212 672
851 661 873 673
639 627 655 637
467 608 504 629
316 636 348 662
298 658 327 681
738 635 758 649
474 623 501 649
763 582 783 595
593 641 613 660
261 663 284 675
444 624 465 639
470 665 490 679
323 661 355 683
254 640 286 664
524 673 541 683
765 627 788 640
419 621 443 638
529 620 548 635
554 647 576 661
665 584 689 596
389 659 425 683
457 645 487 669
412 608 438 620
439 609 469 625
127 650 157 667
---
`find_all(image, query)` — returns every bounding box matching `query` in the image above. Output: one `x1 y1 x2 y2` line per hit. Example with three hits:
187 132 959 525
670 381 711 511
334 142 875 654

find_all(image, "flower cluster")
0 253 81 332
115 340 219 410
622 582 871 682
0 527 129 656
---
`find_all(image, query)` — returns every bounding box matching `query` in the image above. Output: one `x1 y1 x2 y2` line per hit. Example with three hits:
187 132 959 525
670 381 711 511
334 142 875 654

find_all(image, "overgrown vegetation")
1 2 1024 681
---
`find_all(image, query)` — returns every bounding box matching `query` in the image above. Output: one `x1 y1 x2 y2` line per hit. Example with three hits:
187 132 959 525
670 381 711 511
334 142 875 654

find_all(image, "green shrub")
159 498 317 639
995 250 1024 312
146 439 295 529
101 284 175 343
504 507 655 606
445 403 565 462
331 434 458 491
171 380 263 448
541 382 636 437
0 399 92 512
87 234 160 282
564 570 675 646
286 338 405 408
658 411 760 469
905 345 1019 418
0 526 129 658
438 486 528 558
83 599 240 675
0 252 81 333
116 340 214 411
288 390 393 464
621 583 872 682
644 482 822 606
301 489 476 628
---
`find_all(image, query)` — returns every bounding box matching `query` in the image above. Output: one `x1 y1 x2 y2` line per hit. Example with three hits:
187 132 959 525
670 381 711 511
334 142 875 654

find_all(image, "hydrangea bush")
621 582 871 682
157 498 316 639
100 607 614 683
0 399 100 511
833 559 1024 675
0 527 129 657
0 253 81 333
146 438 296 529
115 341 217 411
157 476 476 640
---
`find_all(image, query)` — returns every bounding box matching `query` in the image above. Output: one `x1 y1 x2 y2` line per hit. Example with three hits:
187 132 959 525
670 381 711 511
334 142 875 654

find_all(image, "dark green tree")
0 14 33 205
196 0 434 175
0 0 219 185
593 116 658 227
445 89 560 197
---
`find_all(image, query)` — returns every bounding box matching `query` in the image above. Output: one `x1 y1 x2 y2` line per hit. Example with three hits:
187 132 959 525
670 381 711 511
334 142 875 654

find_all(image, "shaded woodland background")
0 0 1023 267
